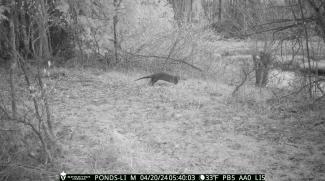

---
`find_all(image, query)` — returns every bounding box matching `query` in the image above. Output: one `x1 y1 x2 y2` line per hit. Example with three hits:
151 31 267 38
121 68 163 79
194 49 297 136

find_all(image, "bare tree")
168 0 193 25
219 0 222 22
253 51 273 87
8 1 17 119
113 0 122 65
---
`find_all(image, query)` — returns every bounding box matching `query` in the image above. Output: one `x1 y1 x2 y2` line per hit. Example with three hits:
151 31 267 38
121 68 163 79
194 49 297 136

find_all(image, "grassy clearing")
1 37 323 180
50 68 324 180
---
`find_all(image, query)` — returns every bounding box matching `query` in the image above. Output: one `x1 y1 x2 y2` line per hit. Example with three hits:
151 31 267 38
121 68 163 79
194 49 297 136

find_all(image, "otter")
135 72 179 86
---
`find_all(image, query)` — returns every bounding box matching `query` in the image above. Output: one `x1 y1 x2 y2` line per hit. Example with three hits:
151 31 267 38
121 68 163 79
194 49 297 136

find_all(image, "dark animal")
135 72 180 85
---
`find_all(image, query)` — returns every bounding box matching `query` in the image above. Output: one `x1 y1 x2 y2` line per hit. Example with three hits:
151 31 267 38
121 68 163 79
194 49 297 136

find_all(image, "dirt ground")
52 70 325 181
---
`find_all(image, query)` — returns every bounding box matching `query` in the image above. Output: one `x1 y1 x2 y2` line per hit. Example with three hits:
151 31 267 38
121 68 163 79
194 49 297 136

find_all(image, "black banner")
59 174 266 181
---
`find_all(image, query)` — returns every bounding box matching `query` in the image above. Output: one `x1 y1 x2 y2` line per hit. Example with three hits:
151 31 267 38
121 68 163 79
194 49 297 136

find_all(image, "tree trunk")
243 0 247 33
187 0 192 23
38 0 54 138
9 4 17 119
113 0 121 65
253 52 271 87
299 0 315 98
219 0 222 22
306 0 325 43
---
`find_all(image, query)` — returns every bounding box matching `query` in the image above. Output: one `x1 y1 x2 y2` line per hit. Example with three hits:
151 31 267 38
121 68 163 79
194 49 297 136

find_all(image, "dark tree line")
0 0 74 63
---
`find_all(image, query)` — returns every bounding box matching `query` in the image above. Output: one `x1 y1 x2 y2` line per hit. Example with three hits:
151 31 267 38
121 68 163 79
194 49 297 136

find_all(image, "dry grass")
1 38 324 180
48 68 325 180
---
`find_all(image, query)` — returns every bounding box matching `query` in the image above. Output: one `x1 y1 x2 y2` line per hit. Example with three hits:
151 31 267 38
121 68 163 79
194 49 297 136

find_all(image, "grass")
47 68 325 180
1 38 324 180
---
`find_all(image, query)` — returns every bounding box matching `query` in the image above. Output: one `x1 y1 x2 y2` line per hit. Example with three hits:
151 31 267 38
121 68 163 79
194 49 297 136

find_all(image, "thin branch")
122 50 203 72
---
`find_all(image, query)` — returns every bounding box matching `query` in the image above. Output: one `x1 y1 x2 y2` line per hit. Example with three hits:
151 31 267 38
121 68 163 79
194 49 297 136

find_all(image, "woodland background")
0 0 325 180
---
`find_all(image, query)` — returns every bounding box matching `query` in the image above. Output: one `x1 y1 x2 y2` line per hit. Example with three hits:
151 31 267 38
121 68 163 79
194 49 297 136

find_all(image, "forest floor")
50 69 325 181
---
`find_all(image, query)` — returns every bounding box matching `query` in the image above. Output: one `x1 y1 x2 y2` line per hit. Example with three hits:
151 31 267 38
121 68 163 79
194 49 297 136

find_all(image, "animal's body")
135 72 179 85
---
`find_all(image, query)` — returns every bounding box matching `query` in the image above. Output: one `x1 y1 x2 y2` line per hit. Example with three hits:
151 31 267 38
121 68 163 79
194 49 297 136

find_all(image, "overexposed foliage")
60 0 175 55
0 6 8 20
121 0 175 50
267 69 296 89
55 0 70 14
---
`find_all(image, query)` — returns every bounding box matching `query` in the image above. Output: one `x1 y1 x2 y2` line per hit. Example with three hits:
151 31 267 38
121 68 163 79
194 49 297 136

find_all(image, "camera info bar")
60 173 266 181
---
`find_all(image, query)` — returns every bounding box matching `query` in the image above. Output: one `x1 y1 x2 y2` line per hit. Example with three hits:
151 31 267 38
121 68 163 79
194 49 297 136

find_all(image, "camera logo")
60 171 66 181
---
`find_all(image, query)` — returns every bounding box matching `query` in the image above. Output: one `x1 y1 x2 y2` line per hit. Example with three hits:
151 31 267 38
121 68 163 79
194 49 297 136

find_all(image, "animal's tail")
135 76 151 81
